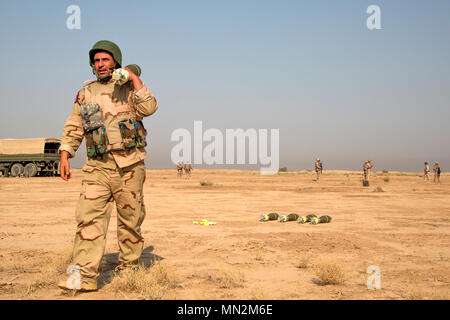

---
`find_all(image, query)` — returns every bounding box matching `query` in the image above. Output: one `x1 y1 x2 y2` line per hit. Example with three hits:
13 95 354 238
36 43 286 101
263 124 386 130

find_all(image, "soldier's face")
93 52 115 77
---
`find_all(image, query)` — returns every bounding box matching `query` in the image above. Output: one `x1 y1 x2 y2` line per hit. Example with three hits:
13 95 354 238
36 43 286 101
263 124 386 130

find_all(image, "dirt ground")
0 169 449 300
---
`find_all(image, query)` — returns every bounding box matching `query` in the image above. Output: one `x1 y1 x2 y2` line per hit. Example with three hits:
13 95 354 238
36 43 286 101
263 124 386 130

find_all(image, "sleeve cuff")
134 85 152 99
58 144 75 158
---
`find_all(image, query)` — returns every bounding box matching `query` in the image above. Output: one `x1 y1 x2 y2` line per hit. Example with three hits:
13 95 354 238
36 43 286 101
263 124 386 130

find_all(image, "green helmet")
89 40 122 69
125 64 142 77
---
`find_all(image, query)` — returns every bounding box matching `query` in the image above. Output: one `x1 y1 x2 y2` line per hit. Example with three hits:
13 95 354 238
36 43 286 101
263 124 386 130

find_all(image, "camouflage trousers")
72 160 146 284
315 170 321 181
434 172 440 183
364 170 371 181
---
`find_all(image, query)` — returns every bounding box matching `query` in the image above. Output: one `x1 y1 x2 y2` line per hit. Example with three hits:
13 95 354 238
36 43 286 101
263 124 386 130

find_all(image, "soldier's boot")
113 262 140 276
57 279 98 292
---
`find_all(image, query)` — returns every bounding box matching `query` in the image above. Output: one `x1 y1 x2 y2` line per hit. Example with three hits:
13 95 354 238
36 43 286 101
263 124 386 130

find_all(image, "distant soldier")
177 162 183 178
315 158 323 181
433 162 441 183
184 161 192 178
424 162 430 182
364 160 374 182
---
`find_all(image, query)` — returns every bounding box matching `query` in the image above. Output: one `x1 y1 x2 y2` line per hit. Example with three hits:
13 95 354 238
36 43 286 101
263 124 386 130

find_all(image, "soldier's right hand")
60 151 71 181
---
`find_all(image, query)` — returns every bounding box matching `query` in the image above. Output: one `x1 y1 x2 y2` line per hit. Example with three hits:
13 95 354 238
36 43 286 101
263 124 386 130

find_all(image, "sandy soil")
0 169 449 300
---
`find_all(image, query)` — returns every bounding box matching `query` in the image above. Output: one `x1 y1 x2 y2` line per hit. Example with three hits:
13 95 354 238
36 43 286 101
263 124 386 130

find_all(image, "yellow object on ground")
298 214 317 224
259 212 279 222
310 215 332 225
193 219 216 226
279 213 299 223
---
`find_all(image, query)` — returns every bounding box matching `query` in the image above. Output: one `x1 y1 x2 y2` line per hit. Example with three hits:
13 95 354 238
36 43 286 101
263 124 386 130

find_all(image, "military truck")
0 138 61 177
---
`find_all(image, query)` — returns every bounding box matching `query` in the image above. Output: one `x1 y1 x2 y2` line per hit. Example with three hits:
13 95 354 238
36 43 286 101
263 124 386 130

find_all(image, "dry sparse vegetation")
405 286 426 300
295 254 311 269
207 268 245 289
314 260 345 285
21 246 73 296
404 284 450 300
249 287 266 300
431 289 450 300
107 261 180 300
255 250 265 262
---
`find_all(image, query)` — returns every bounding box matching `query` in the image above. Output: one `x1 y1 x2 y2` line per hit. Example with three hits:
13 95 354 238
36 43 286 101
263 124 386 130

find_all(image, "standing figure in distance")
315 158 323 182
364 160 374 182
433 161 441 183
424 162 430 182
177 162 184 178
184 161 192 179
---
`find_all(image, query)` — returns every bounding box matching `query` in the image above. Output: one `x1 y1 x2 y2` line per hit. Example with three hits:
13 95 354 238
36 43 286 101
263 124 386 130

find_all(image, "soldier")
184 161 192 179
433 162 441 183
363 160 374 182
57 40 158 292
315 158 323 181
177 162 183 178
424 162 430 182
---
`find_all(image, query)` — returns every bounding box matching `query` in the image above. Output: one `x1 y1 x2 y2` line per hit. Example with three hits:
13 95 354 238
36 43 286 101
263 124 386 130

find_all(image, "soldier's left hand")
123 67 138 81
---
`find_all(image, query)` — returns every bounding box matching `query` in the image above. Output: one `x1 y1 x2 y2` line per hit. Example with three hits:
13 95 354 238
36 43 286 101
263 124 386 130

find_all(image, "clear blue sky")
1 0 449 171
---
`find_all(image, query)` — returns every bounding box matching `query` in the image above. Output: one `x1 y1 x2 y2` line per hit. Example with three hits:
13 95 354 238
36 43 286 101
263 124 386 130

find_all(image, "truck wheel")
54 161 60 176
24 163 38 177
10 163 25 177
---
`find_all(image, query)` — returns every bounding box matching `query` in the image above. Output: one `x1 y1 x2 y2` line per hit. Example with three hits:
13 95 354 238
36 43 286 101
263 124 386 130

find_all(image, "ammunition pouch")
80 103 104 131
118 119 147 149
86 126 108 159
85 118 147 159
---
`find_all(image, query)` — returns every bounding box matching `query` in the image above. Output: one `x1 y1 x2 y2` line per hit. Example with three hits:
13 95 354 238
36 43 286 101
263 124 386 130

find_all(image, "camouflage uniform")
184 162 192 178
424 162 430 182
363 160 373 181
59 42 158 287
315 158 322 181
433 162 440 183
177 162 183 178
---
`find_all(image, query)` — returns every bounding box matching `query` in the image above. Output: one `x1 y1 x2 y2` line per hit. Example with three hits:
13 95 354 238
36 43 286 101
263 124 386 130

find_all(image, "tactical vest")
80 81 147 159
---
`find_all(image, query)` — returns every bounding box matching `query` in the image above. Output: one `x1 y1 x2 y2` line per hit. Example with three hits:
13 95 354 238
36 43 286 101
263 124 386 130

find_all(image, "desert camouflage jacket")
363 162 373 172
59 79 158 169
315 161 322 172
